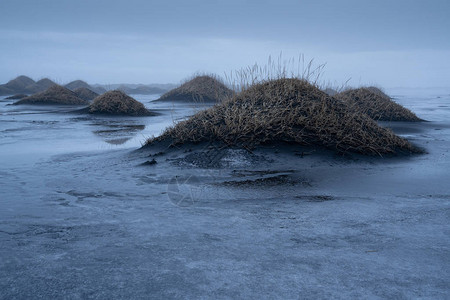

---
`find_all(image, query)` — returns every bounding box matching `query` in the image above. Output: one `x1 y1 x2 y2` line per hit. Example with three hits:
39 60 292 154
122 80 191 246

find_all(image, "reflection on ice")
89 121 146 145
103 137 132 145
0 94 211 162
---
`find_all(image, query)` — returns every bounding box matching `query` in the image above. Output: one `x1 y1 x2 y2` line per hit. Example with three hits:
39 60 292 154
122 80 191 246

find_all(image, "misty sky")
0 0 449 88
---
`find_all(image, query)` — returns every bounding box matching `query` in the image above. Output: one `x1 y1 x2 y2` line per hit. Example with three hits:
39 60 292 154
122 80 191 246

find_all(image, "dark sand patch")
221 174 306 187
295 195 336 202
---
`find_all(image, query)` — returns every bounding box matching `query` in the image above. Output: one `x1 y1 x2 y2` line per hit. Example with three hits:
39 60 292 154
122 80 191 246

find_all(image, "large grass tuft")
157 74 233 103
335 88 422 122
147 78 421 156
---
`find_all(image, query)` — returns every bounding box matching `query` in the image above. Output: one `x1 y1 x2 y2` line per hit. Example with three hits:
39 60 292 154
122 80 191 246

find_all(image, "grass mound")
35 78 56 89
5 75 35 90
335 88 422 122
13 85 89 105
74 87 98 101
0 76 34 95
157 75 233 102
147 78 420 155
5 94 28 100
65 80 91 90
87 90 153 116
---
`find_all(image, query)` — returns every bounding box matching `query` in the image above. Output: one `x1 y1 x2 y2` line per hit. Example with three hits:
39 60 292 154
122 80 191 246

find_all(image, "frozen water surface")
0 90 449 298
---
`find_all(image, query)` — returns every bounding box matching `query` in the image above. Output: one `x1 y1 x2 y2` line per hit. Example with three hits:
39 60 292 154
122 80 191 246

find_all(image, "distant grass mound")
157 75 233 103
0 75 35 95
65 80 91 90
13 85 89 105
323 88 338 96
0 76 57 95
86 90 154 116
335 88 422 122
35 78 56 90
5 94 28 100
4 75 35 91
74 87 98 101
147 78 420 155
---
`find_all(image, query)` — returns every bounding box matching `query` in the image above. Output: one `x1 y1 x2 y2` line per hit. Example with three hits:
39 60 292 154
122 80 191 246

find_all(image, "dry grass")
225 54 326 92
366 86 391 99
157 74 233 103
88 90 153 116
335 88 422 122
13 85 89 105
74 87 98 101
147 78 420 156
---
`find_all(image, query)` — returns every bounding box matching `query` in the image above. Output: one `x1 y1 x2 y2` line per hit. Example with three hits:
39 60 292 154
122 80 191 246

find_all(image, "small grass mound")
147 78 420 155
87 90 154 116
157 74 233 103
65 80 91 90
335 88 422 122
5 94 28 100
74 87 98 101
13 85 89 105
35 78 56 90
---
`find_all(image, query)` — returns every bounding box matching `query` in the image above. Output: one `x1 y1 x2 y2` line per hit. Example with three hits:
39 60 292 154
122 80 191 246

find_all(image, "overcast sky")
0 0 449 88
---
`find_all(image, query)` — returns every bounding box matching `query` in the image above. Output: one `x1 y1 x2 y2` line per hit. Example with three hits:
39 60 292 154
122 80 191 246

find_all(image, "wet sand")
0 90 449 298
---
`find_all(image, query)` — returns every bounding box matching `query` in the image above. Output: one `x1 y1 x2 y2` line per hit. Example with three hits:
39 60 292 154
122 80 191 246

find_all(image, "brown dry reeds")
13 85 89 105
157 74 233 103
88 90 153 116
147 78 421 156
335 88 422 122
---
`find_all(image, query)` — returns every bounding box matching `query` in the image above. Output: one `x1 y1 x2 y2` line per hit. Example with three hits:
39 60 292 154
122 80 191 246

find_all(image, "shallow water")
0 90 449 298
0 95 207 166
